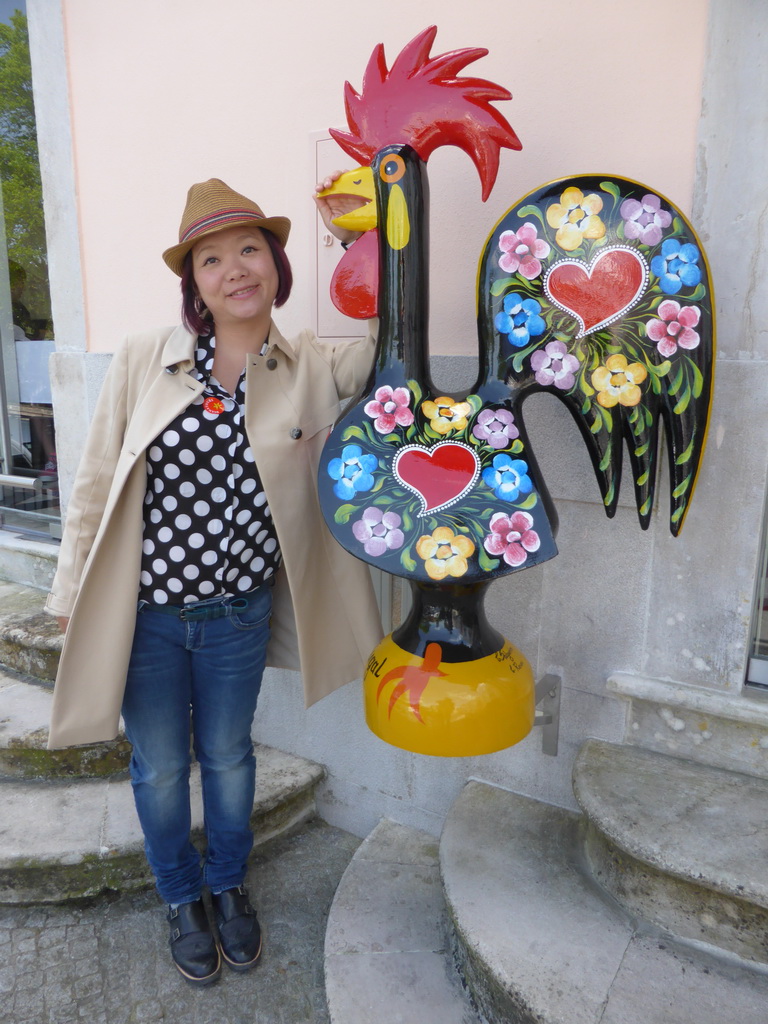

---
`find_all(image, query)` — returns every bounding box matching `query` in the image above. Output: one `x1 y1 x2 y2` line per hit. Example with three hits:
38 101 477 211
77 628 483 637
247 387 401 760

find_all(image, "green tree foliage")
0 9 49 319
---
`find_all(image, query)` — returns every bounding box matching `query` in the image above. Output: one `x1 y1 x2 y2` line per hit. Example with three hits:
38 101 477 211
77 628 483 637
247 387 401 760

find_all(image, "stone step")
324 818 480 1024
0 669 130 779
440 780 768 1024
0 529 59 592
0 743 324 903
0 579 61 682
573 738 768 965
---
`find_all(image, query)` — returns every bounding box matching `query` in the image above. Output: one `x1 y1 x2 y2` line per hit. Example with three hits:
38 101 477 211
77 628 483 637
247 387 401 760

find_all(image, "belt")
141 589 262 622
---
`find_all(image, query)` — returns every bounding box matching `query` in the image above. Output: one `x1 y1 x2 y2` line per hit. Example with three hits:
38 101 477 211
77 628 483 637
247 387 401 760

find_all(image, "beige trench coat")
46 321 382 748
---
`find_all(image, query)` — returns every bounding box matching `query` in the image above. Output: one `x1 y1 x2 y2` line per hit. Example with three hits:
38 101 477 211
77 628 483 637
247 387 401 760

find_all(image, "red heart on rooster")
394 442 480 515
544 246 649 338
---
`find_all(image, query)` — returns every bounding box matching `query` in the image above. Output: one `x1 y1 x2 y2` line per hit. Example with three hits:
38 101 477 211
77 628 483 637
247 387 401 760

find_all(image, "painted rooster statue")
316 27 714 756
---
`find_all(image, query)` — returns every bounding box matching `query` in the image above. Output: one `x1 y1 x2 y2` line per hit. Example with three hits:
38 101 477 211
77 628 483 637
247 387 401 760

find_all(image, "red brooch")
203 396 225 416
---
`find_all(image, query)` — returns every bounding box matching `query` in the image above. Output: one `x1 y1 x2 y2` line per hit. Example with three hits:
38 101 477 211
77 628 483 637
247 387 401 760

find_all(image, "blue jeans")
121 587 272 904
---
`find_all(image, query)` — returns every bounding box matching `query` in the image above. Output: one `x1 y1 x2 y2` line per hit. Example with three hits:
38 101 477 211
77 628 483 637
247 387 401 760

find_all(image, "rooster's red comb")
330 26 522 201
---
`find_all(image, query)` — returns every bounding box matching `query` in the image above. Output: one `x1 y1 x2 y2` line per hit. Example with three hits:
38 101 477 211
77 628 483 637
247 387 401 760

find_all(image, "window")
747 514 768 688
0 1 59 536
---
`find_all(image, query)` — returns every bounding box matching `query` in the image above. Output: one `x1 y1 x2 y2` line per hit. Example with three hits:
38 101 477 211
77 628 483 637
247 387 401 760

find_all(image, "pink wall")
62 0 709 354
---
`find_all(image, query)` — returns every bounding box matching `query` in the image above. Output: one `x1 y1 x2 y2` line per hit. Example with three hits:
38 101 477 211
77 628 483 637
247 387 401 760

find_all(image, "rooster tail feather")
478 174 715 536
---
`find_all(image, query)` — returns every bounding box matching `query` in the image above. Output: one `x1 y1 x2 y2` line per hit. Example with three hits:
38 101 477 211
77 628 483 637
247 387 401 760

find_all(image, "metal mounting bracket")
534 674 562 756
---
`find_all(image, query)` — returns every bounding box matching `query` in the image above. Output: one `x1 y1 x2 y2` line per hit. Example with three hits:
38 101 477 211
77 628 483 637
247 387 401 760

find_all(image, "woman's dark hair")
180 228 293 336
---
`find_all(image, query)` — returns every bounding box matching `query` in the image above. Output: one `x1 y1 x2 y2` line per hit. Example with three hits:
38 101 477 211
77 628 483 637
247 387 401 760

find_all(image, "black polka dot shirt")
138 334 281 605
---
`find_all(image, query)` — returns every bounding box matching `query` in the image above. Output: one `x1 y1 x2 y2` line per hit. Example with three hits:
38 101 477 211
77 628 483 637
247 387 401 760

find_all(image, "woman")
45 177 382 985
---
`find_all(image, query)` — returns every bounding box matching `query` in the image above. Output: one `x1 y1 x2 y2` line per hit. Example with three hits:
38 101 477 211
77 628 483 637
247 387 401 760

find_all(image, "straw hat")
162 178 291 276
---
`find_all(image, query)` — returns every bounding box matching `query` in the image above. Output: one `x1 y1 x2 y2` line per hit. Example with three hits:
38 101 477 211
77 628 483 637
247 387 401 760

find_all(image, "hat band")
180 208 264 244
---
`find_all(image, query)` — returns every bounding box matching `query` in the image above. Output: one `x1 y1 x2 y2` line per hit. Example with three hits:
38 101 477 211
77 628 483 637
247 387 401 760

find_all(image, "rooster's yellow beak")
317 167 377 233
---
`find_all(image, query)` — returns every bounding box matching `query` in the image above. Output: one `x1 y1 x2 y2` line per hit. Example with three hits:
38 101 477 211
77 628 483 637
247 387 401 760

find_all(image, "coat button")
165 364 179 375
266 358 277 370
290 427 303 439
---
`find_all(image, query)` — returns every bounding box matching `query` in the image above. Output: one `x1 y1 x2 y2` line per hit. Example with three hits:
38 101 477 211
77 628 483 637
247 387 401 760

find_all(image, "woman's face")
191 225 279 329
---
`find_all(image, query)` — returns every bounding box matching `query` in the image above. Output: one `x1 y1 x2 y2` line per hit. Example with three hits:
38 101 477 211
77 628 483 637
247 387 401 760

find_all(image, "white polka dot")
211 487 227 503
254 492 267 506
226 568 239 582
244 448 255 463
164 464 180 480
196 468 213 485
182 417 199 432
152 558 167 573
167 578 183 593
179 448 195 466
201 550 217 566
175 513 192 530
231 539 245 556
215 423 232 439
194 500 210 516
188 533 205 548
180 481 196 499
211 454 226 472
236 509 251 525
153 478 165 493
264 567 274 580
228 443 237 458
263 538 277 554
256 529 268 544
140 570 152 586
232 464 243 480
196 435 213 452
250 556 265 573
264 505 271 517
157 527 173 543
169 545 186 562
150 508 163 524
148 446 163 462
207 519 224 535
183 564 200 580
240 547 254 563
237 575 254 591
152 590 169 604
142 539 155 555
162 496 178 512
144 491 152 505
247 521 261 536
241 478 257 494
224 508 233 520
162 429 180 446
198 581 215 595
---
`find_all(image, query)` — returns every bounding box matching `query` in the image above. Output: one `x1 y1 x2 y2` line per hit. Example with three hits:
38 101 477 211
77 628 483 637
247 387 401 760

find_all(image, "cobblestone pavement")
0 819 361 1024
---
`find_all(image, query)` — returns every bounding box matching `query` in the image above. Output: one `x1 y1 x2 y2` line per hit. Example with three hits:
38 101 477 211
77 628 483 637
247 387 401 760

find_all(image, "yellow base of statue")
364 634 535 757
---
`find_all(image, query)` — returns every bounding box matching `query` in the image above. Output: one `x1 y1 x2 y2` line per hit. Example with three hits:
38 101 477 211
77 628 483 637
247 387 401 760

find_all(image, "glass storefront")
0 1 59 537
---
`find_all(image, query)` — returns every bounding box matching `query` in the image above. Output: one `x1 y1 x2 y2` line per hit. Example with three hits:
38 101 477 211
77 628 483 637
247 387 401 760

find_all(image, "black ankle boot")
211 885 262 971
167 899 221 985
